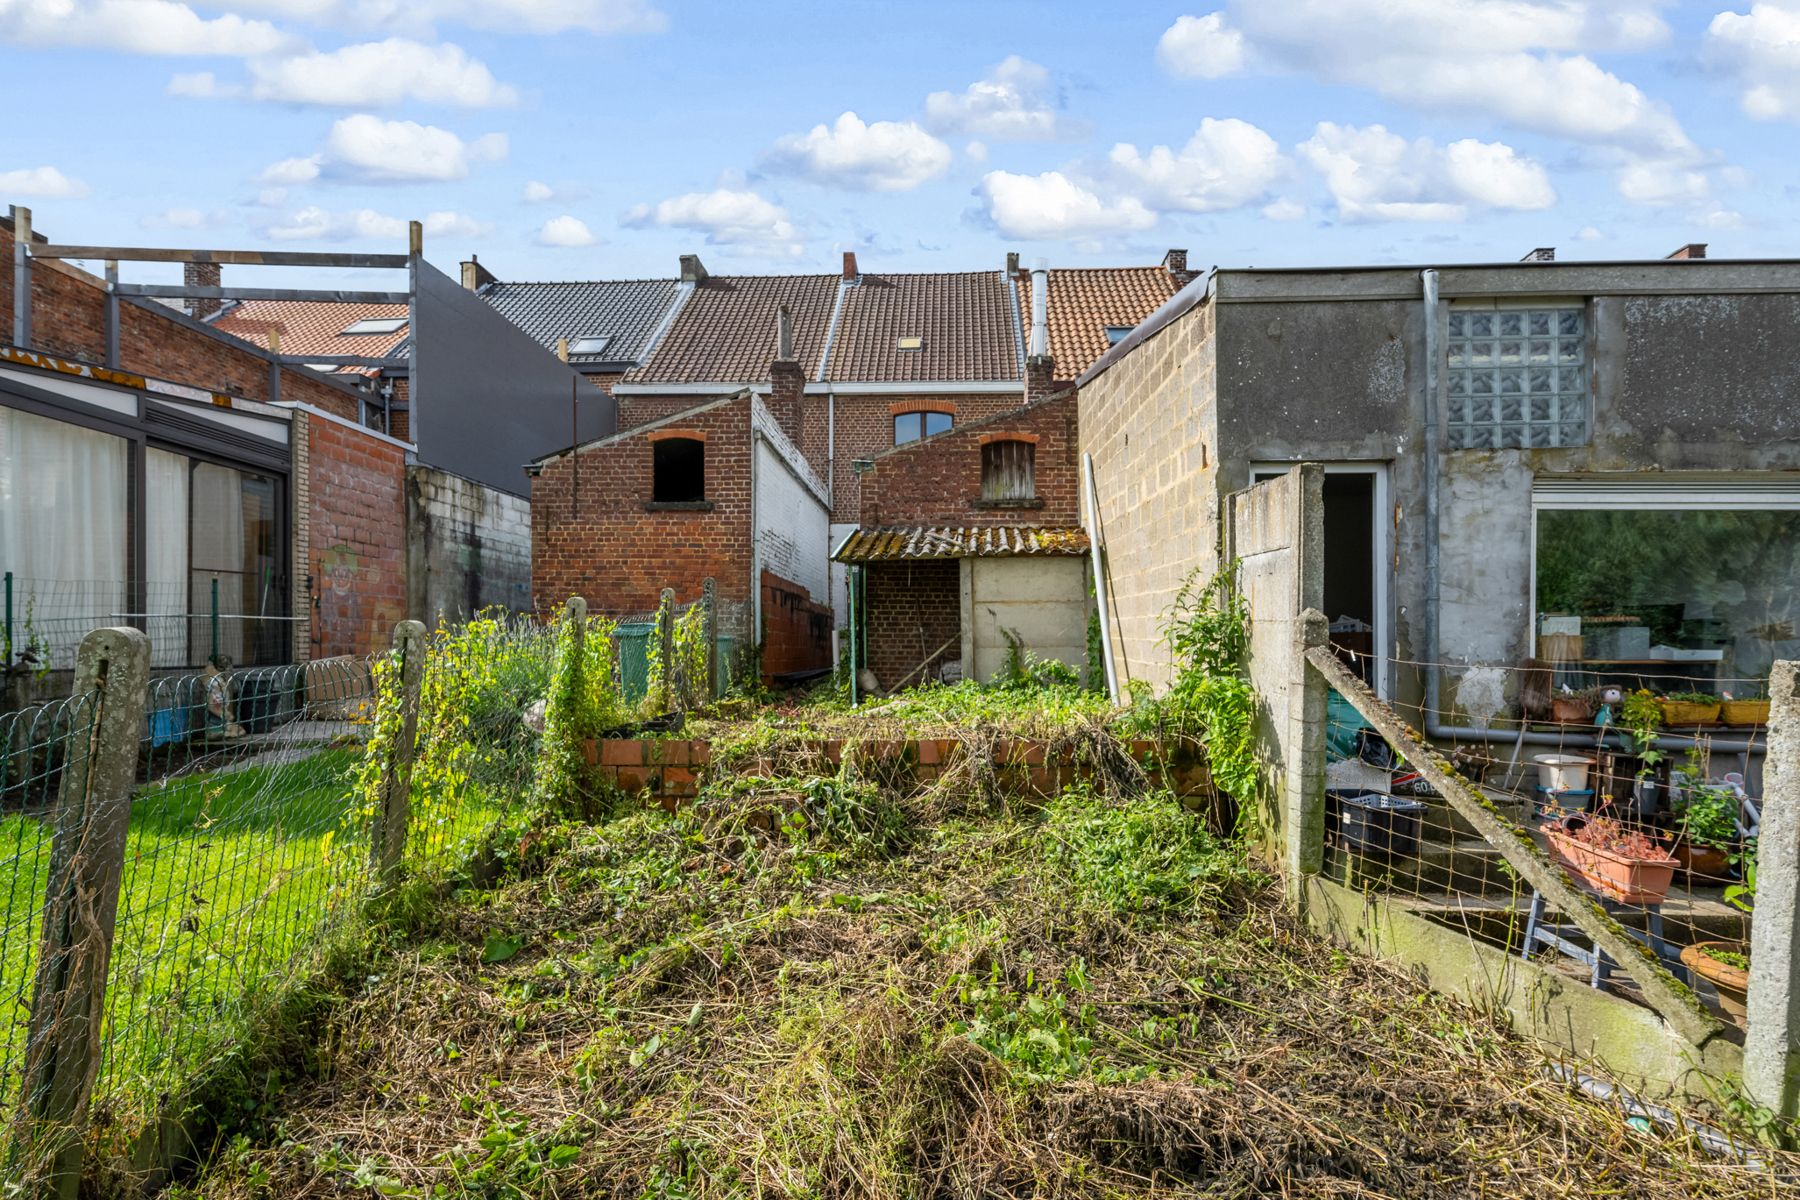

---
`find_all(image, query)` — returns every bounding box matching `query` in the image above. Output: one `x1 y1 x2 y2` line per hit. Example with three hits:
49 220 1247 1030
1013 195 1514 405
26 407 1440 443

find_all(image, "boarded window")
981 439 1035 502
652 437 705 502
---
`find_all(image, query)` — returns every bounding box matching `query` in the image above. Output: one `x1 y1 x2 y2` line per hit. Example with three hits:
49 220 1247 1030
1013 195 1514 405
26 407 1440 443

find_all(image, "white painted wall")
752 400 831 604
961 556 1092 682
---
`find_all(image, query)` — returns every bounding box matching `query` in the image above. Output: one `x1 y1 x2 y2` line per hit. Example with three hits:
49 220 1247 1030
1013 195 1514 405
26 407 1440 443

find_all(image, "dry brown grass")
162 774 1797 1200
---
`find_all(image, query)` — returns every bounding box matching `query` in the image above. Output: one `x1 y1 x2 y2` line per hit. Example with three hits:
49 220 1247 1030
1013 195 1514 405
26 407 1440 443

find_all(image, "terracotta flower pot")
1550 697 1594 724
1543 819 1677 905
1671 840 1731 884
1680 941 1750 1025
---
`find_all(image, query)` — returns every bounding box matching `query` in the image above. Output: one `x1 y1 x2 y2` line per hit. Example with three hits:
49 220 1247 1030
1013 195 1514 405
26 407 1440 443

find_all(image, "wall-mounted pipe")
1082 453 1119 701
1028 259 1049 358
1420 269 1443 729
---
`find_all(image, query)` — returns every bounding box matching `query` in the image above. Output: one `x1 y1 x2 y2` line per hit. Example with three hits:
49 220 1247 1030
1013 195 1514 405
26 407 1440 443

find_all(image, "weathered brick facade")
806 391 1033 522
857 389 1080 528
1 222 364 421
761 569 831 677
864 559 961 689
300 410 409 658
532 398 756 628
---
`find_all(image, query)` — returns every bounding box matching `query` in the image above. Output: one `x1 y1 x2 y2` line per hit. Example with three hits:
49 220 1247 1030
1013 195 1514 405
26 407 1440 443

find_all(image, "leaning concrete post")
1746 660 1800 1121
657 588 676 712
702 578 719 702
1285 608 1330 912
372 621 425 885
563 596 587 694
19 627 149 1198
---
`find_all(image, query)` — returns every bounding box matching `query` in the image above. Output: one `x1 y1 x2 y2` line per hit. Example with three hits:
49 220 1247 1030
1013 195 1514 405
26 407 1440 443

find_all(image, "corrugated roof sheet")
624 275 841 385
479 279 683 365
833 525 1090 562
209 299 408 377
1016 266 1180 379
825 272 1020 383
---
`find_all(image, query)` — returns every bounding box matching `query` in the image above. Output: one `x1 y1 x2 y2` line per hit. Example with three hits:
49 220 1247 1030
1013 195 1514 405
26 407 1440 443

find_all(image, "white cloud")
1156 13 1246 78
257 155 323 185
964 141 989 163
1616 159 1713 206
536 214 596 247
1107 118 1285 213
523 180 555 202
1706 3 1800 122
976 170 1156 241
924 56 1085 141
1263 197 1306 220
1298 122 1554 221
764 112 951 192
0 0 296 56
256 187 289 207
139 206 227 229
213 39 518 107
1157 4 1694 165
1576 225 1605 240
0 164 89 198
263 205 488 242
227 0 667 37
324 114 506 182
622 187 804 257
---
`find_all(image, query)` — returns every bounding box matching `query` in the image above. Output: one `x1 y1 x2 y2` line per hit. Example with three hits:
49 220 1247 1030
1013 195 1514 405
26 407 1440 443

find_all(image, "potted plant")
1667 752 1736 882
1550 686 1595 725
1543 812 1678 905
1719 691 1771 727
1680 846 1755 1024
1659 690 1721 726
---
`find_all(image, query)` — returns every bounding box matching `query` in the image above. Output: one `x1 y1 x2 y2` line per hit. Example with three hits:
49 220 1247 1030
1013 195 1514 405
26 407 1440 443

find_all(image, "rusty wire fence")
1317 647 1769 1026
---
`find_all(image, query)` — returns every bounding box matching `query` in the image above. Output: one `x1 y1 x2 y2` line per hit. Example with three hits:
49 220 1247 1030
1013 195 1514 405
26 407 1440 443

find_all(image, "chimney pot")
776 303 795 361
1028 260 1049 360
1005 251 1020 277
1667 242 1707 260
680 253 708 284
1162 248 1189 278
1521 247 1556 262
460 253 496 292
842 251 859 282
184 260 223 320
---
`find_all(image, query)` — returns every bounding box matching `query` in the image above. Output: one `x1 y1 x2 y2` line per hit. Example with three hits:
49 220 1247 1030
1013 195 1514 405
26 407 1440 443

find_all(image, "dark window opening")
981 439 1036 502
1104 325 1133 345
894 410 952 445
652 437 705 503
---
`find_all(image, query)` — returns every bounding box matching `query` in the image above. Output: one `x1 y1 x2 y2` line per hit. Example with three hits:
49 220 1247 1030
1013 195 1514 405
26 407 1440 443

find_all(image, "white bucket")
1533 754 1592 792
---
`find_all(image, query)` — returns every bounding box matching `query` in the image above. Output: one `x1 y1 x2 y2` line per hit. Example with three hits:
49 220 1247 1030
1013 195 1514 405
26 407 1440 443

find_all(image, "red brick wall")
532 397 754 626
858 390 1080 528
761 568 831 677
864 559 960 689
617 391 732 432
306 412 408 657
0 224 362 421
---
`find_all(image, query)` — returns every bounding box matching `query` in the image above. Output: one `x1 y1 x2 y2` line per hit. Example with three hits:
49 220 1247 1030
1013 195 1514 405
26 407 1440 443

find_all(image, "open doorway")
1253 463 1390 697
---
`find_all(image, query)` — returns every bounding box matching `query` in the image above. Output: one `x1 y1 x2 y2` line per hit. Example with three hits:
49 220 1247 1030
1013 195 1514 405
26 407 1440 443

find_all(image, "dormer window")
568 334 613 356
981 437 1036 503
340 317 407 336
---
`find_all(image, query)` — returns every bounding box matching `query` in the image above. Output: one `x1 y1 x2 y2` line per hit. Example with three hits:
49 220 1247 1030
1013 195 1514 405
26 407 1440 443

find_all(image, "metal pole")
11 206 32 349
104 261 120 369
848 566 859 707
4 570 12 668
210 577 219 663
1081 453 1119 701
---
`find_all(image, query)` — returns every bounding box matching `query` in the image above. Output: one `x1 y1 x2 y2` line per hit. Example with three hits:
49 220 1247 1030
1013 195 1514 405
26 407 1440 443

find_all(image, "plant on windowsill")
1618 688 1665 779
1667 748 1737 881
1681 845 1755 1024
1542 810 1678 905
1658 689 1721 726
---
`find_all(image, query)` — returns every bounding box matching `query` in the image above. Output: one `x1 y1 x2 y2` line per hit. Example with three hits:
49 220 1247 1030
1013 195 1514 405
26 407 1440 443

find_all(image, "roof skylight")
567 334 614 356
1104 325 1133 345
896 335 924 351
340 317 407 336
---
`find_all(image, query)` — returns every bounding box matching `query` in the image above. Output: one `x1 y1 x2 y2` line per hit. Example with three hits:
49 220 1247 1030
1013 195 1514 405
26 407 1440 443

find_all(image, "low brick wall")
580 735 1213 806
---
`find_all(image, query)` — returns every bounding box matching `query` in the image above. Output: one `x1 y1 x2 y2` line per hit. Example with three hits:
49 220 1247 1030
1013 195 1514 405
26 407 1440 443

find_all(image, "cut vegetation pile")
163 756 1797 1200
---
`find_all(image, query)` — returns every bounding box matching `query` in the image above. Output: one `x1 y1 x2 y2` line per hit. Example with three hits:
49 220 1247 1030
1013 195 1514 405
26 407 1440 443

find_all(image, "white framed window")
340 317 407 336
1531 479 1800 689
567 334 613 356
1447 305 1587 450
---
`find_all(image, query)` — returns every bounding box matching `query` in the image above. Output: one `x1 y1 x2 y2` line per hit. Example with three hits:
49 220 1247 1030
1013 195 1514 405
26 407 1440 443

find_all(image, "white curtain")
190 462 247 665
145 449 190 668
0 406 128 669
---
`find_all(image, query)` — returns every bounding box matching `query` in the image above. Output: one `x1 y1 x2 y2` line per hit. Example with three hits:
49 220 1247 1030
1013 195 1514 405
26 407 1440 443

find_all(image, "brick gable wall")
531 399 755 630
857 389 1080 528
300 410 409 658
1 225 365 422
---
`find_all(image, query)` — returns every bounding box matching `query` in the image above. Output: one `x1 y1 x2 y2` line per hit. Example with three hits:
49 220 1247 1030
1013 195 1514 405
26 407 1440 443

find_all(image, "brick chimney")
1667 243 1707 260
842 251 859 282
1005 251 1021 277
767 303 807 451
460 253 496 291
185 260 222 320
680 253 708 284
1025 258 1055 401
1521 247 1556 262
1162 248 1195 286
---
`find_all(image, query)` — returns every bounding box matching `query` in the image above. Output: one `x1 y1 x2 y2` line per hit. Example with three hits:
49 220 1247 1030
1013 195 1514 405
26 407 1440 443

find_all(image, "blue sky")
4 1 1799 285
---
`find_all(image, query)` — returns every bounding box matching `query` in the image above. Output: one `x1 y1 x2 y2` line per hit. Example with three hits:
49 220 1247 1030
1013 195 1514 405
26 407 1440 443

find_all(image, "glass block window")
1445 307 1588 450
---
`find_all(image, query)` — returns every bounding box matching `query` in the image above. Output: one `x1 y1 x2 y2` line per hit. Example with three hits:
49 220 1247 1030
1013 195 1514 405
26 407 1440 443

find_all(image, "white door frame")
1251 462 1392 699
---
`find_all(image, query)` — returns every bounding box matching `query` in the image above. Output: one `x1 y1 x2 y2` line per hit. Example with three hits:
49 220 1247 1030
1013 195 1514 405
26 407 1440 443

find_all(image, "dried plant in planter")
1544 812 1679 905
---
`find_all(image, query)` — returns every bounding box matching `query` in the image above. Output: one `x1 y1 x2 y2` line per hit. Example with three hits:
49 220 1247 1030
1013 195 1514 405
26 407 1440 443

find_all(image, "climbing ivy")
671 602 710 709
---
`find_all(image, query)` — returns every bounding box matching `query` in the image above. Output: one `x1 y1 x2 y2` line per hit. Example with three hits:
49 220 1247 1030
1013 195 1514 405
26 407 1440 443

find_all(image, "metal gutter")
1421 270 1444 735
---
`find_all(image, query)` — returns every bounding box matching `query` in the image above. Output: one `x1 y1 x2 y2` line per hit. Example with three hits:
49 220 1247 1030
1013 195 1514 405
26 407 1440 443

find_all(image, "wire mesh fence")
3 574 296 673
1320 648 1768 1023
0 692 99 1109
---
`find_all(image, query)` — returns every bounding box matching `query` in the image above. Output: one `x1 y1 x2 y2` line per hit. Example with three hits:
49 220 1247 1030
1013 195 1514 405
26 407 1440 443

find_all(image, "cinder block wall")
1077 298 1220 691
405 465 532 624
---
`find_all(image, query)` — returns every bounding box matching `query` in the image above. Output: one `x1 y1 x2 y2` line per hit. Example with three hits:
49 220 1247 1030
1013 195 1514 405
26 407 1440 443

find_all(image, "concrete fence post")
1745 659 1800 1121
19 627 150 1198
1285 608 1331 912
372 620 426 885
657 587 676 712
702 578 718 702
563 595 587 687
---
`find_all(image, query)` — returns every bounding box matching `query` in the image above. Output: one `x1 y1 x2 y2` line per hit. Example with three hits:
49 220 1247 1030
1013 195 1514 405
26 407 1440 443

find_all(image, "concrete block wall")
858 389 1081 528
406 464 532 625
1078 295 1220 691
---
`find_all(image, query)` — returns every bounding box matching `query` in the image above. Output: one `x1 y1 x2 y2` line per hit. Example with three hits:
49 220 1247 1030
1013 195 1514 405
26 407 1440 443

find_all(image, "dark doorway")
1322 472 1377 685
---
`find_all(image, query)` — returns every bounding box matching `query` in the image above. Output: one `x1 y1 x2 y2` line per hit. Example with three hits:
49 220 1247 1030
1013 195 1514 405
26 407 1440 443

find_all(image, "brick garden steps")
579 735 1216 808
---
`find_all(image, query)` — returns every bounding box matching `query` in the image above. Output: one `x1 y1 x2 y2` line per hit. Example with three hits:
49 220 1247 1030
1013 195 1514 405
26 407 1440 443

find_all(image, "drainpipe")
825 386 836 510
749 421 760 657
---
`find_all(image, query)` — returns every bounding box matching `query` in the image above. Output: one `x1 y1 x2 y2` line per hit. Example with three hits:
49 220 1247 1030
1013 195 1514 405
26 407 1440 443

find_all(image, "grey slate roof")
477 279 683 367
